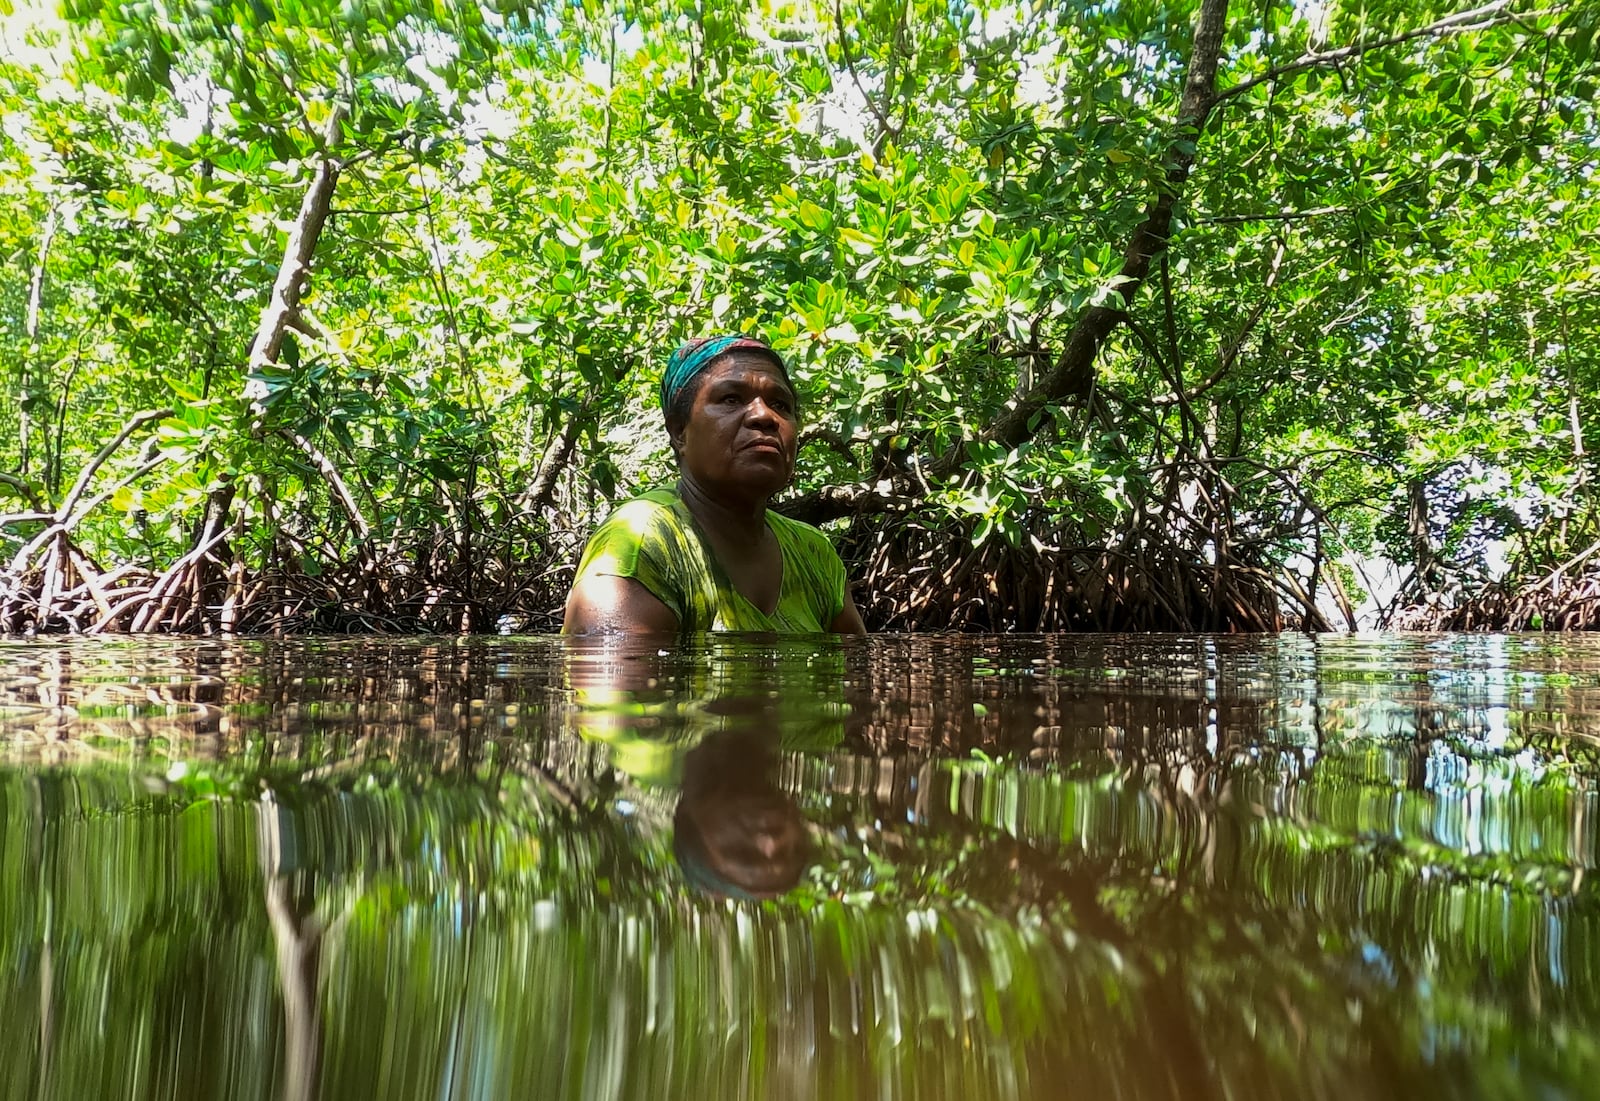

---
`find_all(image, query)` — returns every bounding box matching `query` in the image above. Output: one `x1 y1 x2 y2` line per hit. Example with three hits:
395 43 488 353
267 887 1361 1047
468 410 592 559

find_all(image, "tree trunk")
21 205 58 481
784 0 1234 523
1408 477 1437 586
247 104 373 550
948 0 1232 470
247 105 347 388
782 0 1526 528
523 418 588 516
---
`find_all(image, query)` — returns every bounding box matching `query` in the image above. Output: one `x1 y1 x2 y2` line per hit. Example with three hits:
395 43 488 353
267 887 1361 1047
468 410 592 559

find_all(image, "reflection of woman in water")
563 636 842 899
673 729 809 899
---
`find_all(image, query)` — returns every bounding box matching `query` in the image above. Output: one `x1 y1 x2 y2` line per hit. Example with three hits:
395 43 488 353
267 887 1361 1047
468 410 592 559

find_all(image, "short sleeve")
572 497 691 623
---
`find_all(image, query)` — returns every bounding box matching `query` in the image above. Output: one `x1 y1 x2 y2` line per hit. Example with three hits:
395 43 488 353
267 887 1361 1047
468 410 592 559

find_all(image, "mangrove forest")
2 0 1599 633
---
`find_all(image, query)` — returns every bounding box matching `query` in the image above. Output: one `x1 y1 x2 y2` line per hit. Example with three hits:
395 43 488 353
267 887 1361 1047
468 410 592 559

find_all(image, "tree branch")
833 0 899 151
1193 204 1353 225
1213 1 1540 108
775 483 918 526
524 416 589 516
944 0 1232 474
247 102 348 398
1181 235 1288 404
20 204 58 479
281 428 371 540
55 408 172 524
6 430 169 580
0 473 46 512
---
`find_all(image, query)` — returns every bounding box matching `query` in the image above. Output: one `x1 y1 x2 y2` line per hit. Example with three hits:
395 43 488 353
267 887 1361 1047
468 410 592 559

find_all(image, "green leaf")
148 39 171 91
838 228 877 255
798 201 832 232
330 417 356 452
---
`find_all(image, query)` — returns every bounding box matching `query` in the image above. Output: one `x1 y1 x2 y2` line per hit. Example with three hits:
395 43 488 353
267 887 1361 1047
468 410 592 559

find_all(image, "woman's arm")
829 587 867 634
563 574 680 635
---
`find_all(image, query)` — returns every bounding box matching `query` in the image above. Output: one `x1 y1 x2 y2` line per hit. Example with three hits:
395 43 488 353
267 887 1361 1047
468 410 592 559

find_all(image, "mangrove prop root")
1385 528 1600 631
4 512 1306 634
1393 575 1600 632
0 523 577 636
843 517 1299 633
0 436 1353 635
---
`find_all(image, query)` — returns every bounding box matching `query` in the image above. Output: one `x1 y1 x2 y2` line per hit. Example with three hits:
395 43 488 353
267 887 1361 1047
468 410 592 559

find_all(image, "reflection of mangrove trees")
4 636 1600 1097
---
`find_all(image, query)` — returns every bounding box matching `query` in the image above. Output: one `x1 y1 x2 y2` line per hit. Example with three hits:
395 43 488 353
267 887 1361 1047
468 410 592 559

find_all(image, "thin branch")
281 429 371 540
55 408 173 523
1121 313 1207 454
0 512 54 528
0 473 46 512
1193 204 1354 225
259 51 316 136
1180 236 1288 404
329 203 433 217
410 149 479 408
833 0 898 149
20 204 58 479
6 449 168 578
1214 1 1550 107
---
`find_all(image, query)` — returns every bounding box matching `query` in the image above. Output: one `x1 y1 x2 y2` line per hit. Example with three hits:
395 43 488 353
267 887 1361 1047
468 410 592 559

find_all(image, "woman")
563 334 866 634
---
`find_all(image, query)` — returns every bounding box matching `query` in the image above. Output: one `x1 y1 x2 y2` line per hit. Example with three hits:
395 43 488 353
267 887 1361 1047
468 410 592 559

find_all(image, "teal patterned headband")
660 335 787 415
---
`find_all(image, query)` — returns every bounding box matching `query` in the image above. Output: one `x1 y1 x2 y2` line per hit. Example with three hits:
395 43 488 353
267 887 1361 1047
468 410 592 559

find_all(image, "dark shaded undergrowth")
1 506 1326 636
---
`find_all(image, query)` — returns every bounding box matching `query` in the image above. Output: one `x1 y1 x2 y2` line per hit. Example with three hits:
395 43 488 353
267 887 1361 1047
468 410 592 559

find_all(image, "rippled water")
3 633 1600 1100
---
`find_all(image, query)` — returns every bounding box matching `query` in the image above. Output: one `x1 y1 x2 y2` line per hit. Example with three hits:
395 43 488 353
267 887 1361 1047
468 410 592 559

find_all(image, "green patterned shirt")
571 487 847 632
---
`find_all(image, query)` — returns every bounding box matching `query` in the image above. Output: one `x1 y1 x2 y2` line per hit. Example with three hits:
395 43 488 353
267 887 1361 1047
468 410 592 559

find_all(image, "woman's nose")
745 398 779 425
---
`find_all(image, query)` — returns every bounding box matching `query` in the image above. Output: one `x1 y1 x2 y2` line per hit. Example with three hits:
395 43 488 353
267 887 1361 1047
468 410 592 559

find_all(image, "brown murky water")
2 633 1598 1100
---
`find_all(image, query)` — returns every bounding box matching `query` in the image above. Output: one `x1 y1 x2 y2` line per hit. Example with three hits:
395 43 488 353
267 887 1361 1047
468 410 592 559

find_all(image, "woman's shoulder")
768 509 843 564
599 487 687 530
581 488 693 569
767 507 830 540
611 485 682 510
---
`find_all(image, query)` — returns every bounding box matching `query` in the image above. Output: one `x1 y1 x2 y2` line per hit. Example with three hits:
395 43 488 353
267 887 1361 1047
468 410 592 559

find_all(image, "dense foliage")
1 0 1597 631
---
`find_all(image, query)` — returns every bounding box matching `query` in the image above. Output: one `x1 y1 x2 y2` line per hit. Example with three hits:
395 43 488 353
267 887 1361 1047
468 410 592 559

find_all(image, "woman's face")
673 352 798 502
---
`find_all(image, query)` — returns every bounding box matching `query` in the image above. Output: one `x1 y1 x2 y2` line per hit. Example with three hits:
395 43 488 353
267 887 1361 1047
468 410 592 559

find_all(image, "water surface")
3 633 1599 1100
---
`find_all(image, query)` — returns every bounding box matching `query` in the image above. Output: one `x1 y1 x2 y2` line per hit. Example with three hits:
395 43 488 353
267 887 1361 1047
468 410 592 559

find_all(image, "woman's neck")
676 474 769 545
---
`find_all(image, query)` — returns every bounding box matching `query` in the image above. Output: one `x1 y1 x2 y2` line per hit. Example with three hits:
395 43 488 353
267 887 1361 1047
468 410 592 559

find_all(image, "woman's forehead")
701 353 793 390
